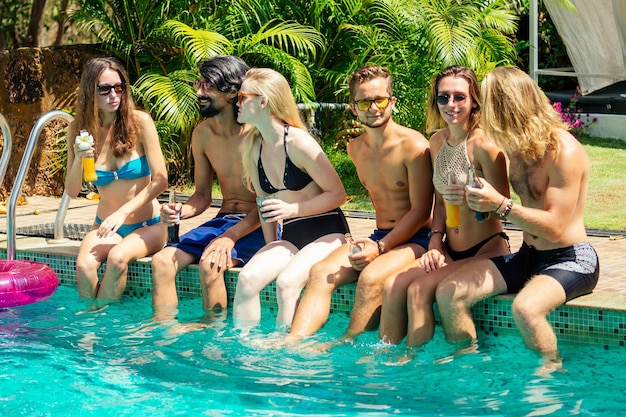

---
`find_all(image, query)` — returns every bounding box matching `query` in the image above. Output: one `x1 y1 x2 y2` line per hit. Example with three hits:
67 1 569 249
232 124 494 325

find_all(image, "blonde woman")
65 57 167 311
233 68 349 327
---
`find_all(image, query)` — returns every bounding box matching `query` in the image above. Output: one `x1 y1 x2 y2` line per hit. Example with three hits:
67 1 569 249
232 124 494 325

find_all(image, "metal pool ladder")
2 110 74 259
0 113 12 196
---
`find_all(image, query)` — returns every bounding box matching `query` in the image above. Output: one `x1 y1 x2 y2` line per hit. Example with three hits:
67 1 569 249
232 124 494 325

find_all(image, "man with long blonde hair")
436 67 599 359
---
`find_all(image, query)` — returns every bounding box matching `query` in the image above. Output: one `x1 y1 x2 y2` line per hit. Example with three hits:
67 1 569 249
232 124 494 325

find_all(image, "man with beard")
151 55 264 322
290 66 433 339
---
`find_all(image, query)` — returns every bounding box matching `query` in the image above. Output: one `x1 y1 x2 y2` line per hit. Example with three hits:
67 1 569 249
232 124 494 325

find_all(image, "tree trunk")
26 0 48 47
53 0 71 46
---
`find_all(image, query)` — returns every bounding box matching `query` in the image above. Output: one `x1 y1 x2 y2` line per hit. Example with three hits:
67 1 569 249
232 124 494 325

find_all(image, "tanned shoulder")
346 132 368 158
191 119 213 148
471 128 502 159
398 125 429 155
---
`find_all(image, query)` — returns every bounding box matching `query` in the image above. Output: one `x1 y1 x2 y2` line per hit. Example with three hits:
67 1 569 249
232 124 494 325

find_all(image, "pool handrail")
0 113 12 192
296 102 349 111
7 110 74 259
296 102 350 136
49 191 73 244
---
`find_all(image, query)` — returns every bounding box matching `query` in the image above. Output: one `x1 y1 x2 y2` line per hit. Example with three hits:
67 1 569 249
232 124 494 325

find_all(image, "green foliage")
0 0 81 49
72 0 171 77
0 1 31 49
323 144 373 211
68 0 519 185
134 69 199 138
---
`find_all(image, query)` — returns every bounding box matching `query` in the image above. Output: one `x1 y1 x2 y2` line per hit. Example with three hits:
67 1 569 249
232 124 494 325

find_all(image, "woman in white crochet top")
379 66 511 346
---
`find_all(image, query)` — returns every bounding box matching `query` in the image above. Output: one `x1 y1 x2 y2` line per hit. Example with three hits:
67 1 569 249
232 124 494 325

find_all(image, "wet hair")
481 66 567 163
425 65 481 134
198 55 250 113
240 67 306 190
75 57 138 158
347 66 393 100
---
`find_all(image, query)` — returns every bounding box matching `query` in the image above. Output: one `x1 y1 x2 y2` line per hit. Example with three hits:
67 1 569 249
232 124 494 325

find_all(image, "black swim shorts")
491 241 599 301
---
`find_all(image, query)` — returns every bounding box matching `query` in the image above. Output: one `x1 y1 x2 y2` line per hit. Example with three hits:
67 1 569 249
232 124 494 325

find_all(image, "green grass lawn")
579 135 626 231
199 135 625 232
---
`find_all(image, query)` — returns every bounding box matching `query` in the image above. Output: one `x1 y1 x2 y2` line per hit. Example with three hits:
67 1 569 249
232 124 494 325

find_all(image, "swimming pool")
1 285 624 416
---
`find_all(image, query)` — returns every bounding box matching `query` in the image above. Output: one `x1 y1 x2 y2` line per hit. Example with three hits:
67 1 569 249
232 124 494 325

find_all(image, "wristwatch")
428 230 443 240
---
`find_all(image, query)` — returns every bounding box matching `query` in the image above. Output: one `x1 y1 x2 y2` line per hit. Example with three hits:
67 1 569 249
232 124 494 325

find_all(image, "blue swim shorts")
173 213 265 264
368 227 430 251
95 215 161 238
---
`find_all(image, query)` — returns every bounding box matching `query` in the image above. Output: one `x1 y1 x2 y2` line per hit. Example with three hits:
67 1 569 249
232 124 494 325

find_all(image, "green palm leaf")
249 20 325 57
135 70 199 137
161 20 232 67
237 43 317 102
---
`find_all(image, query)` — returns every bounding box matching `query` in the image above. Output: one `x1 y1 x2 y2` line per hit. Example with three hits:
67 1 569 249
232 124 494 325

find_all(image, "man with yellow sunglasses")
291 65 434 340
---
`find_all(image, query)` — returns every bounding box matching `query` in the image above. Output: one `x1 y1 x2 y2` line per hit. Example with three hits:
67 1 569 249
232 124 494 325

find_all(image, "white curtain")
544 0 626 94
615 0 626 71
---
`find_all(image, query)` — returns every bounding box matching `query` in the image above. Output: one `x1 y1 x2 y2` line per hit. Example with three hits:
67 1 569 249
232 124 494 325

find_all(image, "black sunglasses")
436 94 467 105
96 83 125 96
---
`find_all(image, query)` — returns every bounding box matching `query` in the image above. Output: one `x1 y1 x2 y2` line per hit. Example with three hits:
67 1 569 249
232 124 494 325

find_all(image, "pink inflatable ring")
0 260 59 308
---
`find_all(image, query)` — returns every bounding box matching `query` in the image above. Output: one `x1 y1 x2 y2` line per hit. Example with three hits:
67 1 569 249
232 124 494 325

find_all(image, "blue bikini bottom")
95 215 161 238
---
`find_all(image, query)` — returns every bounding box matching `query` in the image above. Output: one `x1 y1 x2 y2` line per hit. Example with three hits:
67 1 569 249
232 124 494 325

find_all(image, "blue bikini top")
93 155 151 187
257 125 313 194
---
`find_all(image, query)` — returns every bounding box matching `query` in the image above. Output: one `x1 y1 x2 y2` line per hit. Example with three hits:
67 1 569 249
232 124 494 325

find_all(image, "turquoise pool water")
1 285 624 416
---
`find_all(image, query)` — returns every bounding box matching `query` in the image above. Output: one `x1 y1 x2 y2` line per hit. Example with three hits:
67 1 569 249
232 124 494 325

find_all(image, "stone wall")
0 45 101 199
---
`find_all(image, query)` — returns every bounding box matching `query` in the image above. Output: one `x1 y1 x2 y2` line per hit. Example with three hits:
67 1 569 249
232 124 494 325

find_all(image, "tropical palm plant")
71 0 324 184
71 0 182 77
140 12 323 181
417 0 518 75
70 0 519 184
248 0 518 140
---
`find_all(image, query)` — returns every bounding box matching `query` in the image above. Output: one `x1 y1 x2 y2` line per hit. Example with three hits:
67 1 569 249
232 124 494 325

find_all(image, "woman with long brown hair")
65 57 167 311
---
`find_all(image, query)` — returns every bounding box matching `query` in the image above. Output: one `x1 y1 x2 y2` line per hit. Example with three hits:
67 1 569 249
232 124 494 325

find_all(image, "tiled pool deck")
1 196 626 348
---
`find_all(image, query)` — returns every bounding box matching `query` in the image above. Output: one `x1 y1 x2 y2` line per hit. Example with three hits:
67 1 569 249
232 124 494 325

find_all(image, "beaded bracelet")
376 240 386 255
499 199 513 218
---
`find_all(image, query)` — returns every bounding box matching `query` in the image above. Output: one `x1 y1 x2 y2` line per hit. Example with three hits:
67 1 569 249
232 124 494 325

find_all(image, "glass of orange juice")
76 130 98 183
445 173 460 229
